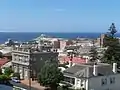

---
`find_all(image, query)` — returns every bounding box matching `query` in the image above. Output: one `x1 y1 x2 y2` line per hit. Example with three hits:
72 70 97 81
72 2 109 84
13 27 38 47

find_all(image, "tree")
13 72 20 79
0 74 10 84
103 23 119 47
4 67 13 76
89 41 98 62
38 62 64 90
103 23 120 64
108 23 117 37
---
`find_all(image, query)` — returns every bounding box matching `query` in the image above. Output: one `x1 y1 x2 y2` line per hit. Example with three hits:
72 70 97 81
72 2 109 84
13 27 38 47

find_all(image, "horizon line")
0 31 112 33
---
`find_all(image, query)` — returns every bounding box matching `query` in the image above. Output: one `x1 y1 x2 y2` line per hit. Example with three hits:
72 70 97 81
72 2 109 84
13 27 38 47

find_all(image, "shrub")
4 67 13 76
0 74 10 83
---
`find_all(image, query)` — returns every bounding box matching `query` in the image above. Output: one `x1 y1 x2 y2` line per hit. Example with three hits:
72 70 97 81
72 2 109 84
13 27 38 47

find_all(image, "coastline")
0 32 120 44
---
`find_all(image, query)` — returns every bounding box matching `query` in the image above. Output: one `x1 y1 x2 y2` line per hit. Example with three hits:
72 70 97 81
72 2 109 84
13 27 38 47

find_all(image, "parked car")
11 77 20 83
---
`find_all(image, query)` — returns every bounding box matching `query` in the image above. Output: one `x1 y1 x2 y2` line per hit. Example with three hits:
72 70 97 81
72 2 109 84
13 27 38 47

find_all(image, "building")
12 45 58 80
53 40 60 49
100 34 105 47
60 40 67 50
0 84 13 90
59 56 86 65
63 62 120 90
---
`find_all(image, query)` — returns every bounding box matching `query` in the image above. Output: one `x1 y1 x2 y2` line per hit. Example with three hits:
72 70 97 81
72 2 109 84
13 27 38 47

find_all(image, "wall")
12 52 30 66
60 40 66 50
88 74 120 90
75 78 86 89
12 63 29 79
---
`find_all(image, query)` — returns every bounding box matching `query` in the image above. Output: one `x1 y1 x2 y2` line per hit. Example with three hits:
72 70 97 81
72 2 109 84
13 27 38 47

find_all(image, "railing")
12 60 29 66
12 48 30 54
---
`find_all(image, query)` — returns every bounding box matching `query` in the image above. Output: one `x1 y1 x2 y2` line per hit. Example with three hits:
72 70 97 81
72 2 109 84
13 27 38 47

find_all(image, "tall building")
60 40 67 50
100 34 105 47
12 45 58 80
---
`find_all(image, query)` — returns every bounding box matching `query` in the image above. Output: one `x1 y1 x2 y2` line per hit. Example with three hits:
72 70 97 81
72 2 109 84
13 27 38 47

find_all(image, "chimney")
112 63 117 73
69 55 73 67
69 60 72 67
93 63 98 76
86 59 89 63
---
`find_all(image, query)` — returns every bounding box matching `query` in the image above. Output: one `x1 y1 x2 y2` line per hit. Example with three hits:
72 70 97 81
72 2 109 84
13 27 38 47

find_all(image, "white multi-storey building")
63 63 120 90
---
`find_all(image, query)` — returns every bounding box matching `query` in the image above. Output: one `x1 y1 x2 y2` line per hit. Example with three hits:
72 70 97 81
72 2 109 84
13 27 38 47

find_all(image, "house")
63 62 120 90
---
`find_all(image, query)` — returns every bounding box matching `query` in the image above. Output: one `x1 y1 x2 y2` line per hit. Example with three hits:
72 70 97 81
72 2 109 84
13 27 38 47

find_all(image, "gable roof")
63 63 115 78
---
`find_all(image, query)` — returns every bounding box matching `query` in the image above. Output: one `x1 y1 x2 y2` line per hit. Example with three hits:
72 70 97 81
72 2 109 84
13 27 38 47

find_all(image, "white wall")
88 74 120 90
74 78 86 89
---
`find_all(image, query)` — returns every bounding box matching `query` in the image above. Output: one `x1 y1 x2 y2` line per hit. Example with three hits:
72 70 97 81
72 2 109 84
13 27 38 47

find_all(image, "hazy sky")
0 0 120 32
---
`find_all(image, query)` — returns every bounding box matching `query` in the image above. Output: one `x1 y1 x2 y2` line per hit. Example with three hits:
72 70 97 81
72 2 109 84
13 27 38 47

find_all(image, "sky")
0 0 120 32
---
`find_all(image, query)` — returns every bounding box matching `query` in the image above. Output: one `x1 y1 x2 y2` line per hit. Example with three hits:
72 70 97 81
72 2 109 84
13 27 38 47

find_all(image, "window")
40 57 43 61
24 56 28 63
64 77 75 84
110 77 115 84
81 79 84 86
77 79 79 82
101 78 107 86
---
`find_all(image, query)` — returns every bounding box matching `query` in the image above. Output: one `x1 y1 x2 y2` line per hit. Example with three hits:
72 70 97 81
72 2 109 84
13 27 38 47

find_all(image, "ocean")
0 32 120 44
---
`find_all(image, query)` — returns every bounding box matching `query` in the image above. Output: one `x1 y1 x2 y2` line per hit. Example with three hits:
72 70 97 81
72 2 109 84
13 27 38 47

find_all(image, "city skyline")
0 0 120 32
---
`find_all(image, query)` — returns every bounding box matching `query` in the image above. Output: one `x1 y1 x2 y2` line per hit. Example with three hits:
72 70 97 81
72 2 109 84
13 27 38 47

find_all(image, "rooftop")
61 56 86 64
0 58 9 67
64 63 115 78
12 44 57 54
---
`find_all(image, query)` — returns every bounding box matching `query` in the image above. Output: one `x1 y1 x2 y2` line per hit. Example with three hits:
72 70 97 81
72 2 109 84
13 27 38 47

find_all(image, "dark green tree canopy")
103 23 120 65
103 34 119 47
4 67 13 76
103 23 119 47
89 43 98 62
38 62 64 90
108 23 117 37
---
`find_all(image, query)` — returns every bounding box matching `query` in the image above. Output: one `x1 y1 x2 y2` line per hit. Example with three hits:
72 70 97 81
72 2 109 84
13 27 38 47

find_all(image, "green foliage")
89 45 98 62
103 44 120 64
13 72 20 79
108 23 117 37
38 62 64 89
103 23 120 64
4 67 13 76
0 74 10 81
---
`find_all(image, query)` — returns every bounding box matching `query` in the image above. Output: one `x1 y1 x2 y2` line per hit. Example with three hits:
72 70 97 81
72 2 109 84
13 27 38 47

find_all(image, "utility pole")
29 58 32 90
29 49 32 90
29 59 31 90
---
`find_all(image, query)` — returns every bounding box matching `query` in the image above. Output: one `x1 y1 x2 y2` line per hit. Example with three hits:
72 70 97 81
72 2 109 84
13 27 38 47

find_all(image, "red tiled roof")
0 58 9 67
62 56 86 64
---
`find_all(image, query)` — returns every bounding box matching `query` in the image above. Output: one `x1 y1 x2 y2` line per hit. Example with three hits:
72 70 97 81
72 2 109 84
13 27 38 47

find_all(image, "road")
0 84 13 90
